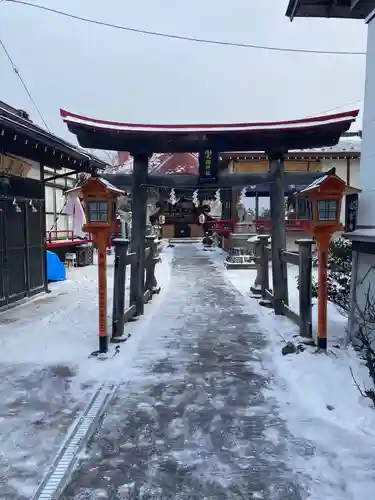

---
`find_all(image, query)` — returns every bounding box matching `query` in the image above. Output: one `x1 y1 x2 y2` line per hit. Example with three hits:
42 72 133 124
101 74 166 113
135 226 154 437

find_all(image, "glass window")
55 188 65 213
309 201 315 222
297 199 307 219
306 201 314 222
87 200 109 223
46 213 55 233
57 214 69 232
45 186 55 213
317 200 338 221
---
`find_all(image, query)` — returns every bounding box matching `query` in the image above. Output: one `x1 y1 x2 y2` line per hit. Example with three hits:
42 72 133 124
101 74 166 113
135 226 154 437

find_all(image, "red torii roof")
60 109 359 154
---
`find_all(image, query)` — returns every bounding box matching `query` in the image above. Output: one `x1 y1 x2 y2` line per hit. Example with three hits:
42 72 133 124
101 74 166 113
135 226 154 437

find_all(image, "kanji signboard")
199 149 219 183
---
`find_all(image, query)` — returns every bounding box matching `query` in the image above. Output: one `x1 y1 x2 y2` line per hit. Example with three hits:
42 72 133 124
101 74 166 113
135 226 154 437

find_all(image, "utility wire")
0 38 50 130
306 99 363 118
5 0 366 56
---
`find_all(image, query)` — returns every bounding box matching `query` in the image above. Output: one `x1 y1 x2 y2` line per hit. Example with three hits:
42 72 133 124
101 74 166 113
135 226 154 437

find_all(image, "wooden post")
296 239 314 338
96 231 108 353
40 164 50 294
269 152 288 314
346 249 359 347
130 153 149 316
111 238 129 342
258 235 270 298
255 192 259 220
317 234 330 350
145 235 156 294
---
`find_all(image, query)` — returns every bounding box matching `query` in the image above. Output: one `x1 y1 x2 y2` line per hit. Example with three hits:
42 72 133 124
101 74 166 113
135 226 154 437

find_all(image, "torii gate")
60 108 358 315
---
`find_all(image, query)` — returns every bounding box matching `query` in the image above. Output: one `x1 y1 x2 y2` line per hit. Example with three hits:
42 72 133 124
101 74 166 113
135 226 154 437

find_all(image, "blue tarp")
46 250 66 282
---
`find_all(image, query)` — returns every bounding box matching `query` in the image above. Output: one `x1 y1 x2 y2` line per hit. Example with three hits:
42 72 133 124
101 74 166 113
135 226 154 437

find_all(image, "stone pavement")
61 245 308 499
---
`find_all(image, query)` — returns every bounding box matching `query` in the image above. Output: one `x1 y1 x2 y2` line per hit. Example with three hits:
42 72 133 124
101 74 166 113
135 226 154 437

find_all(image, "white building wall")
357 18 375 229
347 16 375 342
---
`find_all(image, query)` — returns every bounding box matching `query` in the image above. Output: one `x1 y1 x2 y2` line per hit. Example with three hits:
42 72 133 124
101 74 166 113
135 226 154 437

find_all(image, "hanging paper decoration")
214 189 221 204
199 213 206 224
169 188 177 205
192 189 199 207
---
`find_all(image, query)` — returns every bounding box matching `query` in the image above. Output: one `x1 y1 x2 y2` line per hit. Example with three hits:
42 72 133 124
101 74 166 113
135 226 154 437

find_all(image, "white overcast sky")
0 0 367 142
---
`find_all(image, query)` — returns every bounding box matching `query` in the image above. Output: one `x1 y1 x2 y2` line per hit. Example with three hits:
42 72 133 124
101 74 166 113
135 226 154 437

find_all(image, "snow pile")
0 246 174 383
211 249 375 499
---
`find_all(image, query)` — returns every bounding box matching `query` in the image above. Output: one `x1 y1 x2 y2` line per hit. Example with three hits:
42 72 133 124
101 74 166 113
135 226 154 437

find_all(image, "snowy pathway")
63 245 305 499
0 250 171 499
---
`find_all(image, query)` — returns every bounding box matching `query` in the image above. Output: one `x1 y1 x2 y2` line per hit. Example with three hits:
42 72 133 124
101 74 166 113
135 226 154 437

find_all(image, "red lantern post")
73 177 124 356
297 174 360 350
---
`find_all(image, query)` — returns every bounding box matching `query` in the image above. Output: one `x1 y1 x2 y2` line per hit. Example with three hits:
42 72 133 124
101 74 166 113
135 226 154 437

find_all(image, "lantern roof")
60 108 359 154
66 176 125 197
297 172 361 196
298 174 332 194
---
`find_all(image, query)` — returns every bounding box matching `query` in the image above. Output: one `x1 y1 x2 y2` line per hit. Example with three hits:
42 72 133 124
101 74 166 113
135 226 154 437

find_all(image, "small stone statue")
202 232 214 247
250 226 266 294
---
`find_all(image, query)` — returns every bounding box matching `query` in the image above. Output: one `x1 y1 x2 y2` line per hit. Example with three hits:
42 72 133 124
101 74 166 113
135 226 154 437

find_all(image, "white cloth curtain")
63 193 87 238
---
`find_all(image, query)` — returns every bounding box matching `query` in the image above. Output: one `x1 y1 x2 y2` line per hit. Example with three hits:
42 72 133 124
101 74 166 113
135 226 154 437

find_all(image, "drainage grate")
32 381 119 500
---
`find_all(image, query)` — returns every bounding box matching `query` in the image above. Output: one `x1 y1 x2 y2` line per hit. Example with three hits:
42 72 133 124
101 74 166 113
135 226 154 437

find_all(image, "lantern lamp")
317 199 339 222
87 200 109 224
66 176 124 357
296 172 361 351
297 174 347 235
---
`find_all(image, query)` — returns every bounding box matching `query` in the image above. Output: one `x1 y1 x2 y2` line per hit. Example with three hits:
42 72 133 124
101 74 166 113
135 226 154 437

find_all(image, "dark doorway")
174 222 191 238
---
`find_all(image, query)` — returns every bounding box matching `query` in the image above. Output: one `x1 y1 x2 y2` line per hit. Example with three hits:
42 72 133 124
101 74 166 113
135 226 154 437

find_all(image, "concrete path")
63 246 306 499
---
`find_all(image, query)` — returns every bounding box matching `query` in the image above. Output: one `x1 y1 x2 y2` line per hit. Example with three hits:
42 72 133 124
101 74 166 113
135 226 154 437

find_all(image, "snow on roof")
291 135 361 154
104 153 167 174
66 176 124 195
104 153 200 176
298 174 329 194
155 153 198 175
98 177 125 195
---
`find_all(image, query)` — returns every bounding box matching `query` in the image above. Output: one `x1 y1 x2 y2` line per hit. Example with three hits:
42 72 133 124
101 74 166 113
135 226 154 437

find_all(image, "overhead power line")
306 99 363 118
5 0 366 56
0 38 50 130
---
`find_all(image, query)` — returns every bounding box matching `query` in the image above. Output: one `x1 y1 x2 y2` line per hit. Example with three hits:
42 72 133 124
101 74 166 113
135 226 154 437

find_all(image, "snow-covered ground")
0 245 174 498
213 251 375 499
2 242 375 499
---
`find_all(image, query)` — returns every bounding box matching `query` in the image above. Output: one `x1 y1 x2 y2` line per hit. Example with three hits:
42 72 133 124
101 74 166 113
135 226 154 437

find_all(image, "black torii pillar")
130 153 149 316
269 151 288 314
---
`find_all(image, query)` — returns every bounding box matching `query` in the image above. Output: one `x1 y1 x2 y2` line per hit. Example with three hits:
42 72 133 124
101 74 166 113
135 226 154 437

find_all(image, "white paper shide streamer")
169 188 177 205
192 189 199 207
